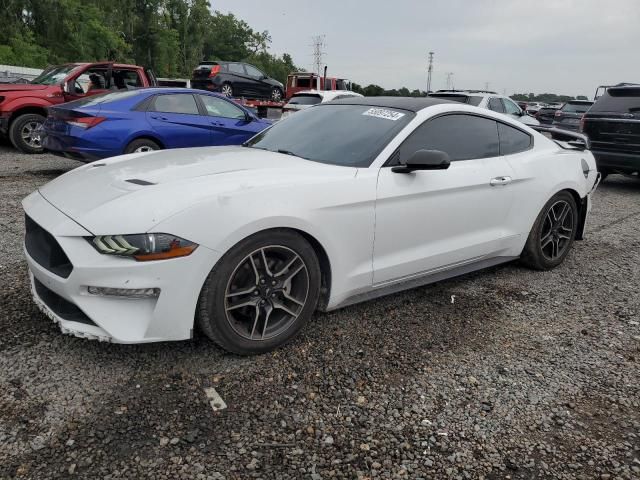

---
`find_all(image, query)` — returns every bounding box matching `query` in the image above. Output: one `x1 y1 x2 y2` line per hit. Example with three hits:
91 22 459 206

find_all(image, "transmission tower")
311 35 326 77
446 72 455 90
426 51 434 93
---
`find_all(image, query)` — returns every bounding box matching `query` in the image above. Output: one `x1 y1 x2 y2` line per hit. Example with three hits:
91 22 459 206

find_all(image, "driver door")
63 63 112 102
373 113 515 284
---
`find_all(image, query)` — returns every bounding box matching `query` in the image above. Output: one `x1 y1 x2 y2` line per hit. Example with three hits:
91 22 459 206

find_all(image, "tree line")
511 92 590 103
0 0 299 83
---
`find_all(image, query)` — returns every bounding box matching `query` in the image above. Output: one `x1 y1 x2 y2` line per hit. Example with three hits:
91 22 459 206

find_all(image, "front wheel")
520 191 578 270
196 230 321 355
9 113 46 154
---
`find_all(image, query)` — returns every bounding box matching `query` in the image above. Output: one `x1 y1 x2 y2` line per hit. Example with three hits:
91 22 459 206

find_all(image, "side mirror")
391 149 451 173
62 81 71 94
244 112 254 122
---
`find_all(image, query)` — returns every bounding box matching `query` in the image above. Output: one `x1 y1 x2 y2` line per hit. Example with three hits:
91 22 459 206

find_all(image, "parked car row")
427 90 540 126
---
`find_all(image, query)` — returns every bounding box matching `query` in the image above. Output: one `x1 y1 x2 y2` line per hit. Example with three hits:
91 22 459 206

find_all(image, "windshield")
428 94 482 106
246 104 415 167
31 65 80 85
288 94 322 105
562 102 593 113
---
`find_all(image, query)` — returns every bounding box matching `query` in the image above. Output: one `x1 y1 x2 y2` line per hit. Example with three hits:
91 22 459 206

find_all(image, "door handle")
151 115 168 121
490 176 512 186
211 121 224 126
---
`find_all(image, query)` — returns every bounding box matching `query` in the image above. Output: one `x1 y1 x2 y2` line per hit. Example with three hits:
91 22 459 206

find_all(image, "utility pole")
446 72 454 90
426 51 434 93
311 35 326 90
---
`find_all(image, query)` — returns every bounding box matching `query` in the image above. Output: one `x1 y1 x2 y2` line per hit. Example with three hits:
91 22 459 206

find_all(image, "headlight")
88 233 198 261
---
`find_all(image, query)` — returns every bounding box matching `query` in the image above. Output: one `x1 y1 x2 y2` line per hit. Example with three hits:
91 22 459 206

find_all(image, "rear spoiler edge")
529 125 591 151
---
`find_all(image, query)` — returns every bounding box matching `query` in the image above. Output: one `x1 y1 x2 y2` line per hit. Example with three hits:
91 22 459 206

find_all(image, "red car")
0 62 156 153
285 72 351 99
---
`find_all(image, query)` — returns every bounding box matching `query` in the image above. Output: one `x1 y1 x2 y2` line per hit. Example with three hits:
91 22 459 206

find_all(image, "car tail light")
209 65 221 78
554 111 563 118
66 116 106 129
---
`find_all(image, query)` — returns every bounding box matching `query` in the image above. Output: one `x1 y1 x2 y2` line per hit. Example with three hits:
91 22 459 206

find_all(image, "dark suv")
581 85 640 178
191 61 284 102
552 100 593 132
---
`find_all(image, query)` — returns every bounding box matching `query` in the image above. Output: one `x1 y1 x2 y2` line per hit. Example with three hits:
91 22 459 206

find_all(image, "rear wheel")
220 83 234 98
521 191 578 270
197 230 321 355
9 113 46 154
124 138 160 154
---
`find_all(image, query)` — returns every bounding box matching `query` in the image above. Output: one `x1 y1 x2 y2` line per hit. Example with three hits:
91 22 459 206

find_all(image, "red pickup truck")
0 62 157 153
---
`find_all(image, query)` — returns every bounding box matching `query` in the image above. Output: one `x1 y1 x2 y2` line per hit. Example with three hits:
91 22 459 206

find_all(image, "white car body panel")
23 101 598 343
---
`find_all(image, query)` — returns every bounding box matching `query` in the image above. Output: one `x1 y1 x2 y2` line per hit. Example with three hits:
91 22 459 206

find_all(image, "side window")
244 65 264 78
199 95 246 119
150 94 199 115
397 114 500 163
502 99 521 115
497 123 532 155
228 63 245 75
488 97 505 113
113 69 141 89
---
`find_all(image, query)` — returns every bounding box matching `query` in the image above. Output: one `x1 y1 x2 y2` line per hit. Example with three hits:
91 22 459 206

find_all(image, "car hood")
0 84 51 93
38 146 356 234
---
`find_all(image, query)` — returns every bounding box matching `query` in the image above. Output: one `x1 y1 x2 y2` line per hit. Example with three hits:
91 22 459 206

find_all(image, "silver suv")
428 90 540 126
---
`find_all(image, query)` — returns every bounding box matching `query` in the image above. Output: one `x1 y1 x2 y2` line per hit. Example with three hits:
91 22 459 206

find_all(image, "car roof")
329 96 453 112
65 62 143 69
291 90 362 99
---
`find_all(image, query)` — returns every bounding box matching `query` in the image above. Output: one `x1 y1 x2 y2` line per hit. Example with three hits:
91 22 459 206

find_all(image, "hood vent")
126 178 156 186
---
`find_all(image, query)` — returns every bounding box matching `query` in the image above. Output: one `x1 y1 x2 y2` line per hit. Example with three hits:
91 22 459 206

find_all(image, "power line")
426 51 434 93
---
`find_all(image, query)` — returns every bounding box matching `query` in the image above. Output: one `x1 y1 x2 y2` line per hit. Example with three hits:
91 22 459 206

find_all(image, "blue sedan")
42 88 272 161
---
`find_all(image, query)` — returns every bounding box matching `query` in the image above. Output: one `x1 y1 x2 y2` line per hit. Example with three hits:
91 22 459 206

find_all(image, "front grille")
33 277 96 326
25 215 73 278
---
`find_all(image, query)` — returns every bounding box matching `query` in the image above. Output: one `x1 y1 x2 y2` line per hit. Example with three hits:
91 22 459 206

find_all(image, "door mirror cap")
62 81 71 94
391 149 451 173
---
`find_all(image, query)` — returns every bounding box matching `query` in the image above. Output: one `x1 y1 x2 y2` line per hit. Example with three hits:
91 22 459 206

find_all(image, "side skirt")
326 255 519 312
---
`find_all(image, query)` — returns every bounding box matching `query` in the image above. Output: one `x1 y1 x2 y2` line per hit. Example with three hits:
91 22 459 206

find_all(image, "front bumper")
23 191 221 343
0 113 9 135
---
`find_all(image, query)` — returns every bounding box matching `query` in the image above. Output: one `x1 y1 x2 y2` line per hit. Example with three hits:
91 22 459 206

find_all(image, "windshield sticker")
362 108 405 121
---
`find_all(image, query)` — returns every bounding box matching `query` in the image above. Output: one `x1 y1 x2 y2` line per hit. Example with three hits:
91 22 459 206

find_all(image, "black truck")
581 84 640 178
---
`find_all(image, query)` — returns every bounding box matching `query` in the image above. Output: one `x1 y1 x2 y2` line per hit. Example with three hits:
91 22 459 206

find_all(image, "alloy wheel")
540 200 574 260
21 121 42 149
221 84 233 97
271 89 282 102
134 145 155 153
224 245 309 341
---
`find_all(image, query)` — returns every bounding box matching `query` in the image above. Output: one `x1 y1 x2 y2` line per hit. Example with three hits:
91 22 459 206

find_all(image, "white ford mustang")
23 97 600 354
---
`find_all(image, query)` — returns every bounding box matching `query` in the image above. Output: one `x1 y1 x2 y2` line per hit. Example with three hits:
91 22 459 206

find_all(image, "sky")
210 0 639 98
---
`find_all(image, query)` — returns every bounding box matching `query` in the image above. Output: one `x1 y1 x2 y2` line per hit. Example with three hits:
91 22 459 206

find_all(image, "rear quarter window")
497 123 532 155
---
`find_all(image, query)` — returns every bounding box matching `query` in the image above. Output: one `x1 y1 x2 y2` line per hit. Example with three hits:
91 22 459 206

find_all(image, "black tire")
124 138 160 154
196 229 321 355
220 82 234 98
271 87 283 102
520 191 578 271
9 113 46 154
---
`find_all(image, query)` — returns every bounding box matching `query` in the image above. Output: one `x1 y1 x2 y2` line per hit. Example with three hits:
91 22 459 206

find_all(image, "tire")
220 83 234 98
270 87 283 102
520 191 578 271
124 138 160 154
196 229 321 355
598 169 609 181
9 113 46 154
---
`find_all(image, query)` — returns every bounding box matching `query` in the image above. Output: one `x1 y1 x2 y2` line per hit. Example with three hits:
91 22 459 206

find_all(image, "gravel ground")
0 140 639 480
